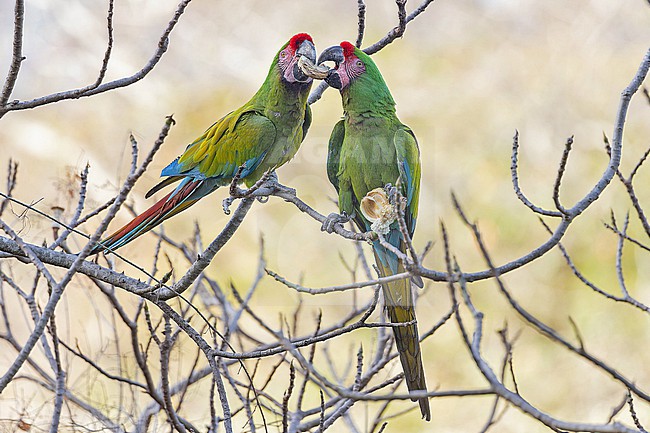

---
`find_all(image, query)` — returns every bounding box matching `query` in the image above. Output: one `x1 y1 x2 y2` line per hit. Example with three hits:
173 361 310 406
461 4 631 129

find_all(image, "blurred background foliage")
1 0 650 431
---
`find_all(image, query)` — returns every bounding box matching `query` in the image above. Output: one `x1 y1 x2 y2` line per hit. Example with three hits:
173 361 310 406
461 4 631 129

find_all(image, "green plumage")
172 41 312 188
326 46 429 420
93 35 314 253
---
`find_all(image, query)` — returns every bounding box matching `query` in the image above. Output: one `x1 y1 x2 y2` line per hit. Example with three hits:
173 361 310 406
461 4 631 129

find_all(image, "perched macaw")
92 33 316 254
316 42 430 420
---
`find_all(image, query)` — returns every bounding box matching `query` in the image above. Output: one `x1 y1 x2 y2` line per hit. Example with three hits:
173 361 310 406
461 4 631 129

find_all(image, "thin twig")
0 0 194 117
551 136 574 215
0 0 25 106
355 0 367 48
511 130 563 217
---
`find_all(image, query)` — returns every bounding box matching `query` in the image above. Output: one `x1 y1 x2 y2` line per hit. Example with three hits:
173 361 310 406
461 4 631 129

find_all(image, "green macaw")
316 42 429 420
92 34 316 253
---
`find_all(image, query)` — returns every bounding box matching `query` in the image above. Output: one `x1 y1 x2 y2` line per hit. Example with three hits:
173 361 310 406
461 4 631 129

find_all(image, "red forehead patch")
340 41 356 58
289 33 313 50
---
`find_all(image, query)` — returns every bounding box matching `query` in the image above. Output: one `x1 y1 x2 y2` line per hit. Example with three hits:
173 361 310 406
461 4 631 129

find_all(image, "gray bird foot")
222 196 235 215
321 211 349 233
266 171 279 183
254 173 296 198
384 183 398 203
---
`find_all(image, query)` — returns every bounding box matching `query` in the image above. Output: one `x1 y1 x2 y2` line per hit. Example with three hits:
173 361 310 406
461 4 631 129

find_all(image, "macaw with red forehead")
93 34 316 253
315 41 430 420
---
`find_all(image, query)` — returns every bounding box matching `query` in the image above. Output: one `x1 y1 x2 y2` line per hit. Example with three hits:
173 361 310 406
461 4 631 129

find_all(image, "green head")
317 41 395 113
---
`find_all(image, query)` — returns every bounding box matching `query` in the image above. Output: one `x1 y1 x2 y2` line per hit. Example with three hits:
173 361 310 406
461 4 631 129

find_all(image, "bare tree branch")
0 0 25 106
0 0 193 118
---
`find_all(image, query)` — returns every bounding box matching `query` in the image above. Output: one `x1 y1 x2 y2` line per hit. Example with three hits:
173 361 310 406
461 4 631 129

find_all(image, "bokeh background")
1 0 650 432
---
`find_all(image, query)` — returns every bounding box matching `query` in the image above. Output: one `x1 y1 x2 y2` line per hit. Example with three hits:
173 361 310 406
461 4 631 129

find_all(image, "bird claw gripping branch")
320 211 350 233
222 169 295 215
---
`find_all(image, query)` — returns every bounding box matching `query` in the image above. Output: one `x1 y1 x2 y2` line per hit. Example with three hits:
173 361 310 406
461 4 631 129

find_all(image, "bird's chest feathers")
340 122 398 196
265 106 305 162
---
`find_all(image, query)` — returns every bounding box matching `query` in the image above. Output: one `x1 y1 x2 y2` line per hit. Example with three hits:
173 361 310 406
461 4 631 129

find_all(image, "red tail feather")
105 191 173 244
94 180 202 253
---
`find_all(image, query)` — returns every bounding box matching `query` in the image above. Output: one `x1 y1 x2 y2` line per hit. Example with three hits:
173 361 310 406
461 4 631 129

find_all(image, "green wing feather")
175 108 277 180
394 126 421 237
302 104 313 144
326 119 367 229
326 119 345 191
145 175 185 199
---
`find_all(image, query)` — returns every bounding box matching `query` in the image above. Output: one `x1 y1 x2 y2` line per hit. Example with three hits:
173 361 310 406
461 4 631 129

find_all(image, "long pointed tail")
91 178 207 254
374 246 431 421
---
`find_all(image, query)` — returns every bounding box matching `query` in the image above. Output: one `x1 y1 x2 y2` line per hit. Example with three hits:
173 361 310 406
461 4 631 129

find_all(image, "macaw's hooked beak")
297 39 317 63
293 39 317 83
317 45 345 66
316 45 345 89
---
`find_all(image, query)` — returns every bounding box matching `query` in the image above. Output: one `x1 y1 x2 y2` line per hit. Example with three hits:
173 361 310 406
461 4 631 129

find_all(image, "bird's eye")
356 60 363 68
280 51 288 59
